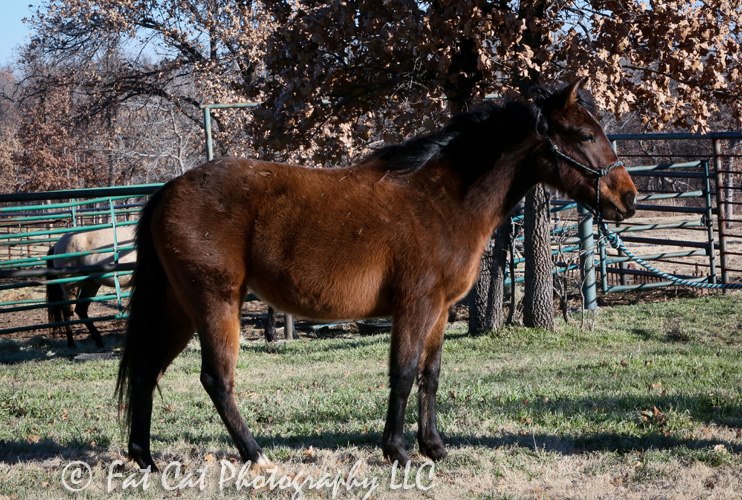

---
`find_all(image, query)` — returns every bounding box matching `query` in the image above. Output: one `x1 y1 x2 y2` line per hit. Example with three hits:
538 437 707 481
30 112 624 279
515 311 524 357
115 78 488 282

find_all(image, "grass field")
0 294 740 498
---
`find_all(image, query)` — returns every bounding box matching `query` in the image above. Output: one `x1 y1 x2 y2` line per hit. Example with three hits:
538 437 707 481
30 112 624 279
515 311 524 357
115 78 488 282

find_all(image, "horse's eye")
582 134 596 143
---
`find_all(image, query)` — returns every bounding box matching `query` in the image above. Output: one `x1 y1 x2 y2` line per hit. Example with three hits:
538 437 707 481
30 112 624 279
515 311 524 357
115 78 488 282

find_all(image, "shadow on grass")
0 436 112 464
177 428 741 457
1 427 738 465
0 331 123 364
78 431 742 463
630 327 655 341
445 432 742 455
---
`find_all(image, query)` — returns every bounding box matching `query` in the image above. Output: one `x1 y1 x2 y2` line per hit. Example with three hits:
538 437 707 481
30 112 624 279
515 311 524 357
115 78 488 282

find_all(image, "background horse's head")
534 79 637 221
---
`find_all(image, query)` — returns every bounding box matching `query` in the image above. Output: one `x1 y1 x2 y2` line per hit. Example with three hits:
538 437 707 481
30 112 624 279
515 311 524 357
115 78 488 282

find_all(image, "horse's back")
149 158 445 320
52 225 137 287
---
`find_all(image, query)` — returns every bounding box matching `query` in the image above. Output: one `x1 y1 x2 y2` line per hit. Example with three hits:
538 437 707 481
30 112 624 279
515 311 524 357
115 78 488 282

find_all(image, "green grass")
0 294 740 498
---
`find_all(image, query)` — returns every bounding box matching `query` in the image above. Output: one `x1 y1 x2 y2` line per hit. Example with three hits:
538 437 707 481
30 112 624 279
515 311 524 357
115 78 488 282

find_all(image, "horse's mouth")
603 201 629 222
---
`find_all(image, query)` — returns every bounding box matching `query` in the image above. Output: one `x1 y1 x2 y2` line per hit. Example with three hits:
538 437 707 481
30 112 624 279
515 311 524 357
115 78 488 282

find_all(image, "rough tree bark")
468 224 510 335
523 183 554 329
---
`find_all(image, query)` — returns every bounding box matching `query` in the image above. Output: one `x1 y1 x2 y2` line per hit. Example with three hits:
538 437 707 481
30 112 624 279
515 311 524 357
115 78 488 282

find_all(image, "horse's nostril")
623 191 637 217
624 191 637 210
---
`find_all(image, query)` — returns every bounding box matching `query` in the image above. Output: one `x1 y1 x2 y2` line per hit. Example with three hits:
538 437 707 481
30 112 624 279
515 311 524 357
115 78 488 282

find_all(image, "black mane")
364 100 539 182
364 83 595 179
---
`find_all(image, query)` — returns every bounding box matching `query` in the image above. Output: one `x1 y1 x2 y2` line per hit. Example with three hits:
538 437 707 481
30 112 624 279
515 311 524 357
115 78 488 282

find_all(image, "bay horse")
116 80 637 470
47 225 136 347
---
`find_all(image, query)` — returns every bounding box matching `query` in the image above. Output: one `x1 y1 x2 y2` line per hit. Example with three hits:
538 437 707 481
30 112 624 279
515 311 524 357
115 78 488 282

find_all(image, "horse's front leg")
417 309 449 460
383 298 444 466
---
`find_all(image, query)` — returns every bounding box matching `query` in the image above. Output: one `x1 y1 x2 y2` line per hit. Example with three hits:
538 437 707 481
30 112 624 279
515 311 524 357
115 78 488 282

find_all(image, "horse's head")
534 79 637 221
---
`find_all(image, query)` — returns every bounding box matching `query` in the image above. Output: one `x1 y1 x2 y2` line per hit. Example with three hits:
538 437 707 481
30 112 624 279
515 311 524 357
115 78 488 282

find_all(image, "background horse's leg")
264 306 276 342
127 288 193 471
61 286 76 347
75 282 104 347
417 309 449 460
197 299 268 466
46 247 74 347
382 298 444 466
47 279 76 347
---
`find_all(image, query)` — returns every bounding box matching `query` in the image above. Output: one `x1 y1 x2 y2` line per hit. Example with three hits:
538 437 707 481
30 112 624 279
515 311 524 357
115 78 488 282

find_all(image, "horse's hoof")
129 444 158 472
383 444 410 467
132 457 158 473
249 453 275 474
419 439 448 461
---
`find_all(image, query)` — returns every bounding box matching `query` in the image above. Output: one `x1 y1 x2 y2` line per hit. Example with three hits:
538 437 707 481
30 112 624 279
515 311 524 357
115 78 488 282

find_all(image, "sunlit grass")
0 294 740 498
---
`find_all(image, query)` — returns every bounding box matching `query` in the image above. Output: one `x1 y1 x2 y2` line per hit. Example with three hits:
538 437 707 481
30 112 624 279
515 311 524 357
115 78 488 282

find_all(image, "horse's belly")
246 267 390 321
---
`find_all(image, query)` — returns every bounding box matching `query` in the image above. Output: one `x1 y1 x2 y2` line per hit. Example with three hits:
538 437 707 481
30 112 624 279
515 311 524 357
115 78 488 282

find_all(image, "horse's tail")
46 246 65 332
115 187 167 429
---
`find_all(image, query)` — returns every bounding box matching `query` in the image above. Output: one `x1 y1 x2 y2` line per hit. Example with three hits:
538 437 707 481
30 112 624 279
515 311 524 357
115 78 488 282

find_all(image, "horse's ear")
558 78 588 110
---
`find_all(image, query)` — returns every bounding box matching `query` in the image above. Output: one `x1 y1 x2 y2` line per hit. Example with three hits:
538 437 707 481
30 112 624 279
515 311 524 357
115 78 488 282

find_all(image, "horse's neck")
462 140 544 236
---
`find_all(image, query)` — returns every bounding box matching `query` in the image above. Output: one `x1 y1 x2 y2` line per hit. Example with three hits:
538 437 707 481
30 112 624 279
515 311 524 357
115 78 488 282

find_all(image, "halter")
546 138 624 220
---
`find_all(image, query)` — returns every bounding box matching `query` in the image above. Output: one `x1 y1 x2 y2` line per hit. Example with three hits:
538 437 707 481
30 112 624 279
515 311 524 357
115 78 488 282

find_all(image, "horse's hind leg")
417 310 449 460
197 299 268 466
127 287 193 471
76 282 104 347
62 301 76 348
62 295 76 347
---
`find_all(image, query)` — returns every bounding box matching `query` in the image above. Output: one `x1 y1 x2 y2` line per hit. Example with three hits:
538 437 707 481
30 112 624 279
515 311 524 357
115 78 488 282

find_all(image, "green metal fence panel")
0 184 159 336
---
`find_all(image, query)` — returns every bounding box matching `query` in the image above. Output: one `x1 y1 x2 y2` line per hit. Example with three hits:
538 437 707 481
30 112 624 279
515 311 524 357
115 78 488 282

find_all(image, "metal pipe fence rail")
0 185 160 336
499 131 741 307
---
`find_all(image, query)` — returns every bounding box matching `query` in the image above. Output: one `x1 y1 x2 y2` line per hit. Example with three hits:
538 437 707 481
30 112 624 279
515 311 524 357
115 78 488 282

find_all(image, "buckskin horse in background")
47 225 136 347
116 80 637 470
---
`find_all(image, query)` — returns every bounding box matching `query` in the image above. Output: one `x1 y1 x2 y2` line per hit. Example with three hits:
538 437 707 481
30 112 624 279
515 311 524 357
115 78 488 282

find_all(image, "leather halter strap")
546 138 624 220
547 139 624 177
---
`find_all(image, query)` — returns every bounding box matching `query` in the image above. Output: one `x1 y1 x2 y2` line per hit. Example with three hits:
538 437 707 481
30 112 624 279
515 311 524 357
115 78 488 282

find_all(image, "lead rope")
598 222 742 290
548 138 740 290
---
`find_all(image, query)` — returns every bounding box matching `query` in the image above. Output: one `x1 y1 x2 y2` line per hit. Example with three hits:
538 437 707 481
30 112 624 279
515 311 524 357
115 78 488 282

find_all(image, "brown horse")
116 80 637 470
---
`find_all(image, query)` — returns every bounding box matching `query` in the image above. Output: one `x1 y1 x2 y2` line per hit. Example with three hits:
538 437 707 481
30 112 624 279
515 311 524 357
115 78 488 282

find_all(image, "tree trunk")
523 184 554 329
468 223 510 335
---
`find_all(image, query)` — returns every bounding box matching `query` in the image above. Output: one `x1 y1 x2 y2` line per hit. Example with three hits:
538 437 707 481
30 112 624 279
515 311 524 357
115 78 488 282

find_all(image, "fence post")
712 139 729 286
701 160 718 284
578 206 597 310
203 107 214 162
285 313 294 340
